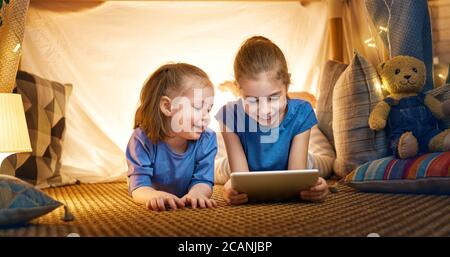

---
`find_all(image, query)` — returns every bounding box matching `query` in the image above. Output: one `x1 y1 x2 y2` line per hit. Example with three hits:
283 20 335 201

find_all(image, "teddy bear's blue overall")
384 93 441 158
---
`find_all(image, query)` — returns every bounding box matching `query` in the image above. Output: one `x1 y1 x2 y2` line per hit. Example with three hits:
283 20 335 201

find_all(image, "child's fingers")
309 193 327 202
149 199 158 211
229 193 247 201
309 179 325 191
208 199 217 208
184 196 192 206
205 199 214 208
302 190 325 198
301 190 327 202
198 198 206 209
228 188 239 195
310 183 327 192
231 198 248 205
230 196 248 205
167 198 177 210
174 197 185 208
301 190 322 198
191 198 198 209
300 191 313 200
145 200 152 209
157 198 166 211
313 191 328 201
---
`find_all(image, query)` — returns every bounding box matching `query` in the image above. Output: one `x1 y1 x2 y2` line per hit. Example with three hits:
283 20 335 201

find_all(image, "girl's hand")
145 191 185 211
223 179 248 205
300 177 329 202
182 191 217 209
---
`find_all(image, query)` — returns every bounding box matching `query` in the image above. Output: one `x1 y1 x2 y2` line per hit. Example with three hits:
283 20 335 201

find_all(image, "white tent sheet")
21 1 328 183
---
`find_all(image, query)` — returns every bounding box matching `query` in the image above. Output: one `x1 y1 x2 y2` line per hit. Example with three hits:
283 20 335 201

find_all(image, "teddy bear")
369 55 450 159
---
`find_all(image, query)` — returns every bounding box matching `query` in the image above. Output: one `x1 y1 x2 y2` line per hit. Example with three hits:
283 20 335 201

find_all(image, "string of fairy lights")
363 0 393 61
362 0 448 84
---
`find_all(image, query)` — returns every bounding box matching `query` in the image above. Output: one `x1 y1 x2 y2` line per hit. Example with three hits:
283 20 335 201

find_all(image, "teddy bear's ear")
377 62 386 74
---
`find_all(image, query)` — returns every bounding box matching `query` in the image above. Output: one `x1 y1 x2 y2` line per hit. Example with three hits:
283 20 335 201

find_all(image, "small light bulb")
376 81 383 90
368 43 377 48
13 43 21 53
379 26 388 32
364 38 373 44
438 74 446 79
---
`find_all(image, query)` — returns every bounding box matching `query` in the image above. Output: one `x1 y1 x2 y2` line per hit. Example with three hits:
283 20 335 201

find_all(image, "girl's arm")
182 131 217 208
131 186 157 205
288 129 311 170
222 132 249 173
188 183 213 198
221 132 249 205
288 128 329 202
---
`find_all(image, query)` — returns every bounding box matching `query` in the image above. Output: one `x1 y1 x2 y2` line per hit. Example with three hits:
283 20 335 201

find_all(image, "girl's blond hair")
234 36 290 86
134 63 213 143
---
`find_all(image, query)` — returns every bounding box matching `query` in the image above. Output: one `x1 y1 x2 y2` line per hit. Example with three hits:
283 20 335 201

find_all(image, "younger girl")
127 63 217 211
216 36 329 205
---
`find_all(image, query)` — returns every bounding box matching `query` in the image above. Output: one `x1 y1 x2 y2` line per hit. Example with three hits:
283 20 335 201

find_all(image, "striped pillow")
316 60 348 147
332 52 388 177
344 152 450 194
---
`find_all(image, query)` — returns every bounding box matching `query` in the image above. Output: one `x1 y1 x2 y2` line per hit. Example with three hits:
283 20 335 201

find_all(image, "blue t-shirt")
215 99 317 171
126 128 217 197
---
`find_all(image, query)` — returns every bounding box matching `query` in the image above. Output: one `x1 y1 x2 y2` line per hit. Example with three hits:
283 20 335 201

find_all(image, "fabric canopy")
20 1 328 183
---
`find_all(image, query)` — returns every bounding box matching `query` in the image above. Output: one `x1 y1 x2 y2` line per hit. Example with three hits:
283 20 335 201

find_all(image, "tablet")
231 169 319 202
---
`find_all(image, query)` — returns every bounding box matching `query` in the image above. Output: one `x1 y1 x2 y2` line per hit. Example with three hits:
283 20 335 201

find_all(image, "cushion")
0 71 72 188
0 174 62 227
343 152 450 194
316 60 348 147
332 52 388 177
427 84 450 129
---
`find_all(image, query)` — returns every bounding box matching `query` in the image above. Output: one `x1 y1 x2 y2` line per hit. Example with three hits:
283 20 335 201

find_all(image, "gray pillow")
0 174 62 227
316 60 348 148
0 71 73 188
332 53 388 177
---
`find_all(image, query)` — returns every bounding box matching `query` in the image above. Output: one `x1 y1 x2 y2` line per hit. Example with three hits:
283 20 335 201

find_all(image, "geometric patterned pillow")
343 152 450 195
0 71 72 188
0 174 62 227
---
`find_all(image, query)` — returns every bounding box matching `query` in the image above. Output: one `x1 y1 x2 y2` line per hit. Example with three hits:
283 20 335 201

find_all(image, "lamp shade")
0 93 32 153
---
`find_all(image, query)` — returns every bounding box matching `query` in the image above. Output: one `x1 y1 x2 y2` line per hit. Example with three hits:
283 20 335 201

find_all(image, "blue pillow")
0 175 62 227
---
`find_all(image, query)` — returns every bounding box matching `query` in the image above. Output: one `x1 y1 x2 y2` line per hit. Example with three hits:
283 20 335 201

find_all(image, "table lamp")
0 93 32 167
